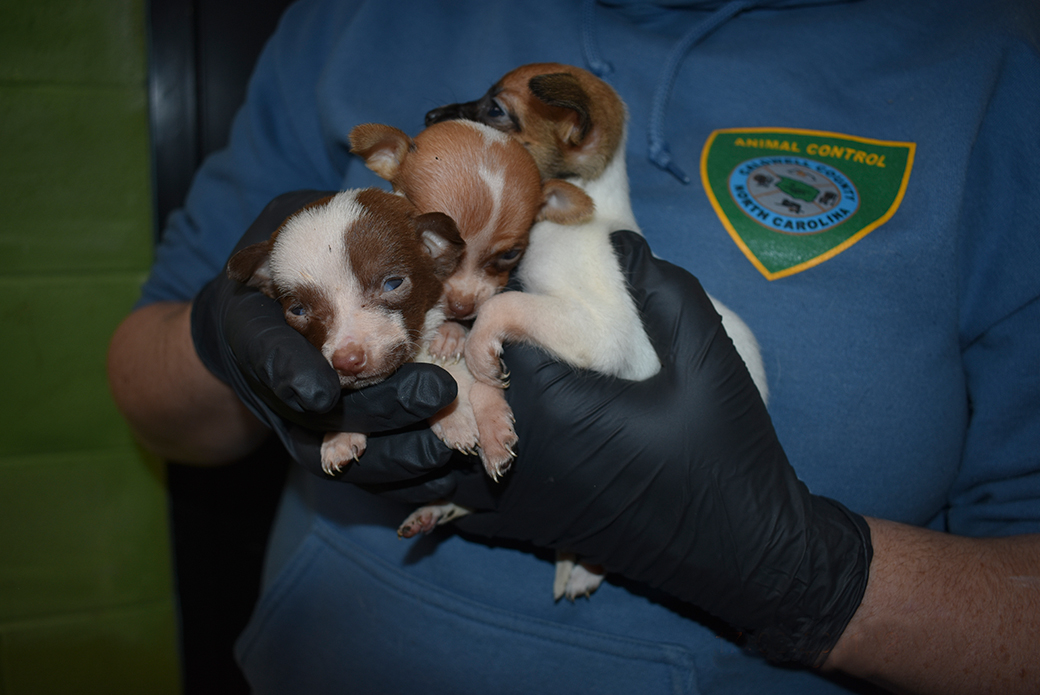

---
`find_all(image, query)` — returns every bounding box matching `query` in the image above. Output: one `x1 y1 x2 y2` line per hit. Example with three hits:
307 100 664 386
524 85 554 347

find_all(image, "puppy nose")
447 297 475 320
332 342 367 376
425 103 462 126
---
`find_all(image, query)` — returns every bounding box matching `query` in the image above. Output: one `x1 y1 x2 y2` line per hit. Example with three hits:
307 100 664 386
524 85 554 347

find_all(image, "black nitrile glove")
450 230 872 666
190 190 459 499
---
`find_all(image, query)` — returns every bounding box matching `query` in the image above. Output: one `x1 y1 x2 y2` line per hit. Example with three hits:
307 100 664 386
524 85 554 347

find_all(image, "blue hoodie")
142 0 1040 692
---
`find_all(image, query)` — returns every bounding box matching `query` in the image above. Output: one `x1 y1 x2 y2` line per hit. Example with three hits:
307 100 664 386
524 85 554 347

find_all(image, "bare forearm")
107 301 269 463
825 517 1040 694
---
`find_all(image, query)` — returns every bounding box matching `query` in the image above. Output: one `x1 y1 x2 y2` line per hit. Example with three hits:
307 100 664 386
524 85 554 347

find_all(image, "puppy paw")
428 321 467 362
553 550 605 601
397 502 472 538
320 431 367 476
470 381 517 481
475 415 517 482
463 329 507 387
429 403 480 456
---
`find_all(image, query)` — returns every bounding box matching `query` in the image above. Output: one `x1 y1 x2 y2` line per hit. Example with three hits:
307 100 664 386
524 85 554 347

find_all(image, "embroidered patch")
700 128 915 280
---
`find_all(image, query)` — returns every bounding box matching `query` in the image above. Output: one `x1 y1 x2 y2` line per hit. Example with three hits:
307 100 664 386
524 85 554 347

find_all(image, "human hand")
450 230 873 665
190 190 459 500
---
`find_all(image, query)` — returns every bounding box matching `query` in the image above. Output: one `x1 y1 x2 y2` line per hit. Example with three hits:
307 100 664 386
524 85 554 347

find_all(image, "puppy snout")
446 296 476 321
425 102 473 126
425 104 456 126
331 341 368 376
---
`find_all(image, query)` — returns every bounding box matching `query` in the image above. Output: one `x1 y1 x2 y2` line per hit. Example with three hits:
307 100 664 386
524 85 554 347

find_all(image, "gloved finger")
451 501 504 536
357 471 459 505
247 361 458 433
356 453 488 505
609 230 726 366
227 284 343 414
322 363 458 431
610 230 763 421
285 420 458 486
448 342 642 519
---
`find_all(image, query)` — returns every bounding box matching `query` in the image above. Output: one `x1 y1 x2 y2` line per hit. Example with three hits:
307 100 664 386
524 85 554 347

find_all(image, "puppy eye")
493 247 524 271
383 276 404 292
287 303 306 317
487 100 505 118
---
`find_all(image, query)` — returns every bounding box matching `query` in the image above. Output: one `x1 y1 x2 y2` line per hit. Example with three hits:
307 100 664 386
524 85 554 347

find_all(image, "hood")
581 0 862 182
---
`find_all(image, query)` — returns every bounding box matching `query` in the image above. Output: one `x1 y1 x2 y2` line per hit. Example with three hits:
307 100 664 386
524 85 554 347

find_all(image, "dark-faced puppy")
227 188 464 474
425 62 625 182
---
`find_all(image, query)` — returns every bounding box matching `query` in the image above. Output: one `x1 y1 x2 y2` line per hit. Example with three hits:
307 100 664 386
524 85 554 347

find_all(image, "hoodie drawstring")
648 0 755 183
581 0 614 77
582 0 756 183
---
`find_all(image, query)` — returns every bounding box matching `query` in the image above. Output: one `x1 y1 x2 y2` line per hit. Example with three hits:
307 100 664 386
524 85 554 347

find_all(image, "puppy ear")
415 212 465 280
537 179 595 225
349 123 413 180
528 72 593 147
227 240 277 297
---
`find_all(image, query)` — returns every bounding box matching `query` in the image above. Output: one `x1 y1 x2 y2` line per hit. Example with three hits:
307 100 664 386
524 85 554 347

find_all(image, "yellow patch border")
700 127 916 280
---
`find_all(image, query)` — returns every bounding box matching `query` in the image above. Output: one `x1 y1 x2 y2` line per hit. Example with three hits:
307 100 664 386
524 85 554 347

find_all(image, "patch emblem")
701 128 915 280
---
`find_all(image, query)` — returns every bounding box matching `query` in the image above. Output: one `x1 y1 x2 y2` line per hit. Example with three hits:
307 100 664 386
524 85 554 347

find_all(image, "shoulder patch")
700 128 914 280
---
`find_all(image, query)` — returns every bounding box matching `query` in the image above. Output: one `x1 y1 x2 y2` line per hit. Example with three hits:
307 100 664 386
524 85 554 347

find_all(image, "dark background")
148 1 296 691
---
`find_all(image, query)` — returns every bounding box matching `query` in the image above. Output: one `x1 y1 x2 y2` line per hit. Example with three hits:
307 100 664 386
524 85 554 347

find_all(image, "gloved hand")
190 190 460 501
450 230 873 666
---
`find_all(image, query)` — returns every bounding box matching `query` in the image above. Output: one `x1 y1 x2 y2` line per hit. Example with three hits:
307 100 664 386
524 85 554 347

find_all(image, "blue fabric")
138 0 1040 691
238 467 866 694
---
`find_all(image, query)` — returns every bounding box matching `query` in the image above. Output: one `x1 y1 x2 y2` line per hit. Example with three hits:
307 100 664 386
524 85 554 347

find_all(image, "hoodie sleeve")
138 0 364 306
946 34 1040 537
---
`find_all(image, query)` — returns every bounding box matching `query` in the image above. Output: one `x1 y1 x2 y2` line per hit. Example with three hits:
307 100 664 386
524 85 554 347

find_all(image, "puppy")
428 63 768 397
348 120 593 483
349 119 592 360
427 63 769 600
226 188 473 476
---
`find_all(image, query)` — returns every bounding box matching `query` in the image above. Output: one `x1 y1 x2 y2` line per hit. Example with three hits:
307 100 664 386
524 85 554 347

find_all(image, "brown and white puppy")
226 188 472 476
349 119 592 359
430 63 661 386
348 119 593 482
426 63 768 600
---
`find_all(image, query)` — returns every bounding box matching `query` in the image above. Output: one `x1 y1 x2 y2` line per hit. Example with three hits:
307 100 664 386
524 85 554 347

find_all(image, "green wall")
0 1 181 692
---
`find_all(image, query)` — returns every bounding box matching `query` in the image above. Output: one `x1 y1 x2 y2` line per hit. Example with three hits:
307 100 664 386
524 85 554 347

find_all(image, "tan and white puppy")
226 188 475 475
428 62 768 397
426 63 768 600
349 119 592 358
349 119 593 480
428 63 661 383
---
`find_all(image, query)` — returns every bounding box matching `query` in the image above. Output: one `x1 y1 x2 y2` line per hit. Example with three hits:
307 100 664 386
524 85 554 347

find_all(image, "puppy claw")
320 432 368 477
481 456 513 483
